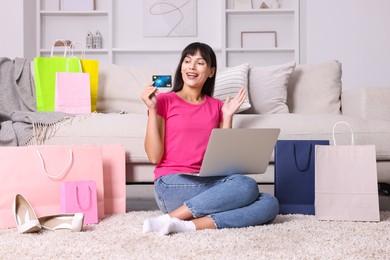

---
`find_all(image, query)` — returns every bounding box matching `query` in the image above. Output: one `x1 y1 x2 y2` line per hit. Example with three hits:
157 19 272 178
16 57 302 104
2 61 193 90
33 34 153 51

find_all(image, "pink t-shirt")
154 92 223 180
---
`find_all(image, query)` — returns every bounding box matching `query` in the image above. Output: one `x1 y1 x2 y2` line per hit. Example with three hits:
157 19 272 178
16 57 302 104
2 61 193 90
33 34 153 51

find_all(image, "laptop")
197 128 280 177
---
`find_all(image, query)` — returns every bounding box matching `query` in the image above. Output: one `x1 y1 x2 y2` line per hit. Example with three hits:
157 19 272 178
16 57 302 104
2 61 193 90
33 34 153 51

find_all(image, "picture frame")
241 31 278 48
59 0 94 11
234 0 252 10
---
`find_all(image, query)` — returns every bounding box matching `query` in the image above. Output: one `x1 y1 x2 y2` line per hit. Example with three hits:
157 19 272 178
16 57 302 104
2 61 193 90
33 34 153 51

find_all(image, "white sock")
142 214 171 233
159 217 196 236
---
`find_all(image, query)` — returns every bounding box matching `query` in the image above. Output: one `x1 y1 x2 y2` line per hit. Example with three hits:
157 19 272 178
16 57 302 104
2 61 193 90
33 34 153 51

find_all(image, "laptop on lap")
197 128 280 177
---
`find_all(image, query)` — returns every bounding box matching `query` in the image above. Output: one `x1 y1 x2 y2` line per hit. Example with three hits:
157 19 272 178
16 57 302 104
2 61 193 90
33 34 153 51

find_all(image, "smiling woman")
140 42 279 236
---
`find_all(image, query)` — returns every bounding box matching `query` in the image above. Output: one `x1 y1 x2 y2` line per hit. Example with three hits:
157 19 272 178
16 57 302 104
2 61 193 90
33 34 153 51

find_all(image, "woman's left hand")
222 87 247 117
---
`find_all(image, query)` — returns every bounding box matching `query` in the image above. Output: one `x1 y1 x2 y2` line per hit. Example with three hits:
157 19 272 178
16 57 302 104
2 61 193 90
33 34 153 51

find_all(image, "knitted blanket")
0 57 70 146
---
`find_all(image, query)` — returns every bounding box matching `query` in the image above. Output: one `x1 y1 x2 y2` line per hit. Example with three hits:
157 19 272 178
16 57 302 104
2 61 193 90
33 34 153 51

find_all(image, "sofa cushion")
233 113 390 162
287 60 342 114
214 63 251 113
245 62 296 114
341 87 390 121
97 63 175 114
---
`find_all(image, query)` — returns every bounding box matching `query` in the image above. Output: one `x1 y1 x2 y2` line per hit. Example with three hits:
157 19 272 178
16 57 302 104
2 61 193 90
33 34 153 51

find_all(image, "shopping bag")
61 180 98 224
70 41 99 112
102 145 126 215
34 40 82 111
0 145 105 228
315 121 380 221
81 59 99 112
274 140 329 214
55 57 91 114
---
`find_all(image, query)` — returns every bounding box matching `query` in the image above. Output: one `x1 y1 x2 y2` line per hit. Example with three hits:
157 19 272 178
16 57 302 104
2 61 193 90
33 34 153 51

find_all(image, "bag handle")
65 57 82 72
51 39 70 57
332 121 354 145
70 41 86 59
293 143 312 172
75 185 92 210
36 150 73 180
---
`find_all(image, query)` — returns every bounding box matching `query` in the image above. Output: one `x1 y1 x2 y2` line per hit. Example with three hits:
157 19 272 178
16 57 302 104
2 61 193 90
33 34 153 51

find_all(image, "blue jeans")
153 174 279 229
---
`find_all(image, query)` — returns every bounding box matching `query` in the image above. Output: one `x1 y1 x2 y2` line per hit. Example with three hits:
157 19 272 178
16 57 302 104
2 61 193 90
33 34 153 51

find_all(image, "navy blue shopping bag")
274 140 329 215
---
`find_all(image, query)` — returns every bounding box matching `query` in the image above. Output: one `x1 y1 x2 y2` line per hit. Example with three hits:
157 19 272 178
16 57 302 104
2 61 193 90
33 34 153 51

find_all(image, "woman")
140 42 279 235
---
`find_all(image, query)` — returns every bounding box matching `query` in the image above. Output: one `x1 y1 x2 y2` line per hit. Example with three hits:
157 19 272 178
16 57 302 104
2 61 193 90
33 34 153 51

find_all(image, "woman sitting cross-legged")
140 42 279 235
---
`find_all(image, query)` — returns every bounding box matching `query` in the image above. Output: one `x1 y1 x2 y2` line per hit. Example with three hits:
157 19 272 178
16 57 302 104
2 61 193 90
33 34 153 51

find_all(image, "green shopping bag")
34 56 82 111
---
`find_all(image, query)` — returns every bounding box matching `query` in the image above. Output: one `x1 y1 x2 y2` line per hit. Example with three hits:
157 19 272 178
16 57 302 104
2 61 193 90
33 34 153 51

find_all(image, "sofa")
38 60 390 193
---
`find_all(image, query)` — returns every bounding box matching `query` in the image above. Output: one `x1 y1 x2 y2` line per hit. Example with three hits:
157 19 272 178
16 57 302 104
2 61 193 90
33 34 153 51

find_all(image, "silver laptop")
197 128 280 177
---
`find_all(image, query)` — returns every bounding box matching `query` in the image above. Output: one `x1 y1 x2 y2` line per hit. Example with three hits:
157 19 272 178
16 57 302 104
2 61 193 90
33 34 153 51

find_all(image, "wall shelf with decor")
226 9 295 15
222 0 300 67
36 0 113 63
36 0 297 68
40 10 109 15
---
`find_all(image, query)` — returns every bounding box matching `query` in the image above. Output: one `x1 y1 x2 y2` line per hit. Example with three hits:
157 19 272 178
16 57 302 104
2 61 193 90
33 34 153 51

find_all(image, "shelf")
226 9 295 15
40 10 109 16
40 49 109 54
226 48 295 53
113 48 183 54
222 0 300 66
113 48 222 54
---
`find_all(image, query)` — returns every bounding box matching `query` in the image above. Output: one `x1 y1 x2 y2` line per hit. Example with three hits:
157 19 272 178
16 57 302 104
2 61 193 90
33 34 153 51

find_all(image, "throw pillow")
245 62 296 114
287 60 342 114
214 63 251 113
97 63 175 113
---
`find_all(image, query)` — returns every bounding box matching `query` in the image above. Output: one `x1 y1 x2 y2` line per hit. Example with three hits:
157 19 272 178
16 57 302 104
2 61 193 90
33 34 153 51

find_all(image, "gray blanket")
0 57 70 146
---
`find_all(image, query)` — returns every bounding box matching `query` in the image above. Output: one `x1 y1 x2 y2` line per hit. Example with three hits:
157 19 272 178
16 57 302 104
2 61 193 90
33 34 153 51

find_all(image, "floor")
125 184 390 212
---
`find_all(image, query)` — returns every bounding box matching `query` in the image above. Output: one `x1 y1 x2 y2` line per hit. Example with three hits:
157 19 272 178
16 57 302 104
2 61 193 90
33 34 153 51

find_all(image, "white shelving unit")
36 0 113 63
36 0 300 68
222 0 300 67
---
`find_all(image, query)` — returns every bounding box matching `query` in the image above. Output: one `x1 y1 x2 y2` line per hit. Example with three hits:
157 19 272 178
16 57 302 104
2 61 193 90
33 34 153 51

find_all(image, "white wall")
2 0 390 90
112 0 221 68
0 0 24 58
302 0 390 90
0 0 35 60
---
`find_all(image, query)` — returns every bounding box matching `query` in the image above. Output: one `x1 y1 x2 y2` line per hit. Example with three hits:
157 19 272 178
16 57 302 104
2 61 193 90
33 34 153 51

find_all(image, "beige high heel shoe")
12 194 42 234
38 213 84 232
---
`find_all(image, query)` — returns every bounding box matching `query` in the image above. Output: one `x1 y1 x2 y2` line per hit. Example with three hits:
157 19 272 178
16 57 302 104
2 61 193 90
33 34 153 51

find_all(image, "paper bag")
55 57 91 114
274 140 329 215
0 145 105 228
61 180 98 224
315 121 380 221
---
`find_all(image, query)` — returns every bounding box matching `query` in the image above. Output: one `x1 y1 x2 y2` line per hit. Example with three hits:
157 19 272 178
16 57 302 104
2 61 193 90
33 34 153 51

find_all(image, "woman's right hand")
141 82 158 109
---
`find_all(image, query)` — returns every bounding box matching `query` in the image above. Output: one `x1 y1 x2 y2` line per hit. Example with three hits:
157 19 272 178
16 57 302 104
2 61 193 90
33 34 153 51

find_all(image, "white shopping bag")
315 121 380 222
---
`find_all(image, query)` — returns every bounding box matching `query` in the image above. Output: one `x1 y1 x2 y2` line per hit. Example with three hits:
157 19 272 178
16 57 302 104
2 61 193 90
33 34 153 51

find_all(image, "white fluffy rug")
1 211 390 259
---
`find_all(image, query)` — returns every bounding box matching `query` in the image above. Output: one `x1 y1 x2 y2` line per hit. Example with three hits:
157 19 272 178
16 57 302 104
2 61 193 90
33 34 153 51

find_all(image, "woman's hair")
172 42 217 97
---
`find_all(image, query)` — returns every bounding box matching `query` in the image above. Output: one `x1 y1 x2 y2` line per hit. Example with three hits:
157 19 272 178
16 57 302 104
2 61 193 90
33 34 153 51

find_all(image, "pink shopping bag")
102 145 126 215
61 180 98 224
315 121 380 222
0 145 105 228
55 57 91 114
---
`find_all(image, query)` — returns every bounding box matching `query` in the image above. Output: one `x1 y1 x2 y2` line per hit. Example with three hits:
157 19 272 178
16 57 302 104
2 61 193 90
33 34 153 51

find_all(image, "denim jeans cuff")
184 201 198 218
208 214 220 229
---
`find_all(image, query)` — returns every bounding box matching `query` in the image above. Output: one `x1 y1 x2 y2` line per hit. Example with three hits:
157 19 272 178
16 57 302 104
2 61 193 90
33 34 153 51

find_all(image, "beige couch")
40 60 390 190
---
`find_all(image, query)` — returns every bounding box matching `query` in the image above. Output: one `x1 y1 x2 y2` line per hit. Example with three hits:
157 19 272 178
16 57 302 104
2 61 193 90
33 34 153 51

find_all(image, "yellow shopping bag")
80 59 99 112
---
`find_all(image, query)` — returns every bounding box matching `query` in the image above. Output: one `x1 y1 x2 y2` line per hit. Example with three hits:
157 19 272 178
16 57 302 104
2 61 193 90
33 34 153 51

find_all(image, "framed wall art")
143 0 197 37
234 0 252 10
241 31 278 48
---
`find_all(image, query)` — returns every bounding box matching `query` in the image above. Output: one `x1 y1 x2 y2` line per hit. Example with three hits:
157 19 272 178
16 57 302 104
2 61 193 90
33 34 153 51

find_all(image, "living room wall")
1 0 390 90
302 0 390 90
